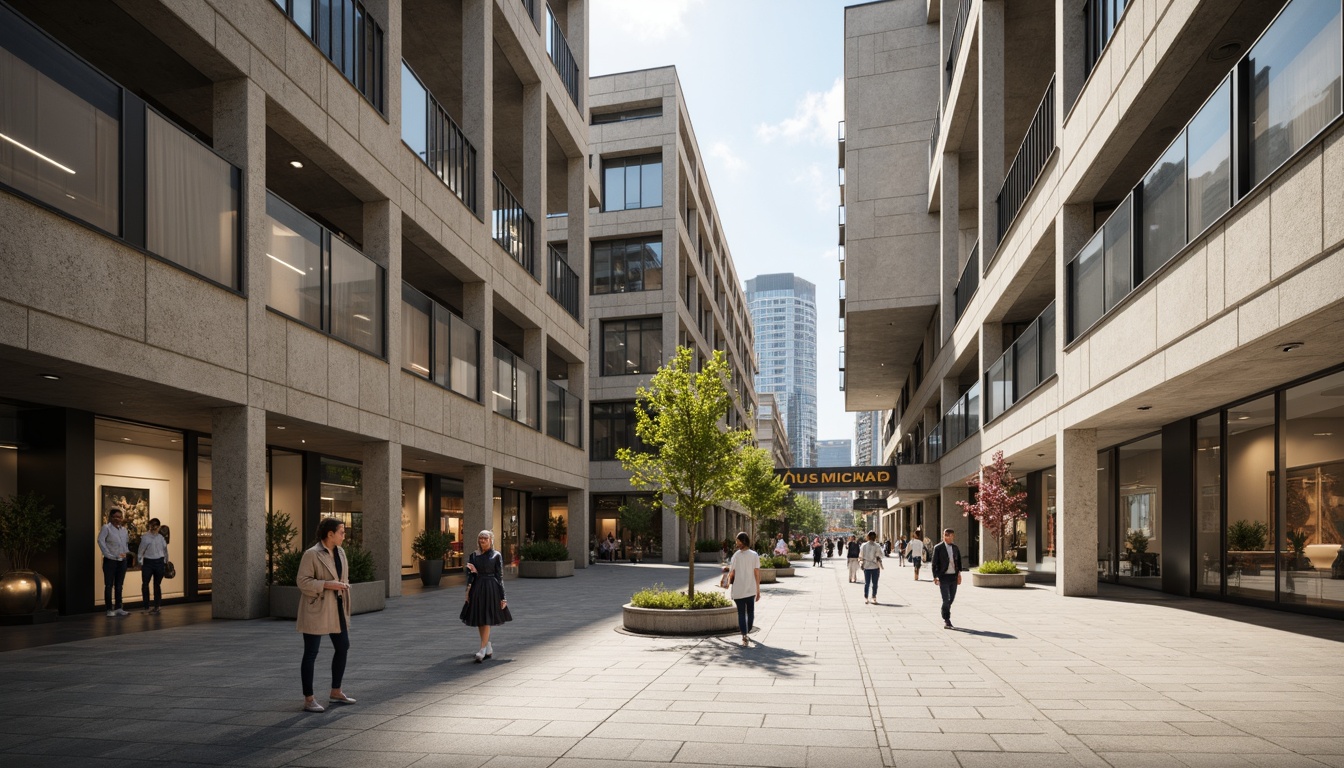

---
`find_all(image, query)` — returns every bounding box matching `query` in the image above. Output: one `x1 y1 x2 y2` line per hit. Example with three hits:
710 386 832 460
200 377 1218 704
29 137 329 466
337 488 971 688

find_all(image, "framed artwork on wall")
101 485 150 568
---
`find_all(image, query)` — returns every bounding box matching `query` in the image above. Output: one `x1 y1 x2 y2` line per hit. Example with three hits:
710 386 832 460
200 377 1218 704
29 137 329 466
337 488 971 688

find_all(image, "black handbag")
164 561 176 579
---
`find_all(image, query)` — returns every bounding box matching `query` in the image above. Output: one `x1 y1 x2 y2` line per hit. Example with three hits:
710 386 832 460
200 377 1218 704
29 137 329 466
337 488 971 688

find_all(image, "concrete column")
942 486 970 545
464 464 493 552
365 199 401 420
978 0 1006 260
1057 0 1087 119
940 151 961 342
362 441 401 597
1056 428 1098 596
523 328 545 427
463 280 493 397
661 493 681 562
211 406 267 619
567 488 588 568
463 0 493 215
523 83 547 261
567 155 588 301
566 0 587 102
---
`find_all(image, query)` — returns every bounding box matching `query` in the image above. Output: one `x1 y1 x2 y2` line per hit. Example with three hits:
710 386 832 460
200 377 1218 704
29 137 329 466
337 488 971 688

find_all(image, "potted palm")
0 492 63 623
411 528 454 586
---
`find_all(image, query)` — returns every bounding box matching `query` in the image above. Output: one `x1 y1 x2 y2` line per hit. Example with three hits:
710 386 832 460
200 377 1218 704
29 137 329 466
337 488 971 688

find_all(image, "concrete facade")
842 0 1344 616
584 66 757 560
0 0 594 617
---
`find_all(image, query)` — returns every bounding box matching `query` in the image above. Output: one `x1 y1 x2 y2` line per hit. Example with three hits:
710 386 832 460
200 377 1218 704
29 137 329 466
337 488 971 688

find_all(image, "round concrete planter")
757 568 778 584
621 603 739 635
519 559 574 578
971 571 1026 588
775 566 797 577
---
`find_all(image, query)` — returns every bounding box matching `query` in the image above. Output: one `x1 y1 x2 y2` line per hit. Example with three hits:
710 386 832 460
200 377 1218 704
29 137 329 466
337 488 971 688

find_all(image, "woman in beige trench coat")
297 517 357 712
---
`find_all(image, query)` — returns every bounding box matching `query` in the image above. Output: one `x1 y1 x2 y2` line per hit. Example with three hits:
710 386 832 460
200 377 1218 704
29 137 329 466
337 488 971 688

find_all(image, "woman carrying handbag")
461 529 512 662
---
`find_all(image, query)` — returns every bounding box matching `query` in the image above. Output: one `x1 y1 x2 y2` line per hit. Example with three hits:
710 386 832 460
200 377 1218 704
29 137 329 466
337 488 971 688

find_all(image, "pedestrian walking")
727 532 761 647
825 537 834 559
97 509 130 617
296 517 356 713
812 536 823 567
773 534 788 557
932 528 965 629
906 535 926 580
136 518 169 614
846 535 861 583
896 535 907 567
883 538 892 557
462 529 512 662
860 531 884 604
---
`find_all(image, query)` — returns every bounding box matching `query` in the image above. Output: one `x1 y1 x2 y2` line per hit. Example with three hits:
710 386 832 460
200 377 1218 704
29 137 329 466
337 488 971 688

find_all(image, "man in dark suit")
931 528 964 629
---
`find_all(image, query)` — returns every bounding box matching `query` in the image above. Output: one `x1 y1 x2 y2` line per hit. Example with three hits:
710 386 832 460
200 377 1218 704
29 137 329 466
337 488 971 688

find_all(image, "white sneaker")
114 609 130 616
106 610 117 617
473 649 485 663
484 643 493 659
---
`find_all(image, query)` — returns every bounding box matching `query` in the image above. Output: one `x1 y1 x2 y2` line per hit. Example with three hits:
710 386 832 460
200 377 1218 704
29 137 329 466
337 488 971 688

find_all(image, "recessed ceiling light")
301 439 306 443
1314 432 1333 437
276 426 286 430
1237 415 1250 420
1280 342 1304 353
122 437 132 442
290 160 304 169
1209 40 1242 61
1137 405 1152 411
170 439 180 443
40 374 60 381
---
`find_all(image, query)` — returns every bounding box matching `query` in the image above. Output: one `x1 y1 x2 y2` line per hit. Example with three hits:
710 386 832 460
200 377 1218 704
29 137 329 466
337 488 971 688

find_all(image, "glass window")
602 318 662 376
1118 434 1162 589
602 154 662 211
592 401 642 460
329 236 384 355
516 356 538 429
1195 413 1223 594
266 192 324 328
1282 370 1344 608
401 285 431 378
603 163 624 213
1140 135 1186 280
1097 449 1116 583
1038 302 1056 381
1187 77 1232 238
0 29 120 235
494 346 514 417
1103 196 1132 312
1225 395 1276 600
1248 0 1343 186
401 62 427 162
1070 233 1104 339
592 237 662 294
1015 322 1039 396
432 303 451 388
293 0 314 35
449 312 479 400
640 158 662 208
320 457 363 548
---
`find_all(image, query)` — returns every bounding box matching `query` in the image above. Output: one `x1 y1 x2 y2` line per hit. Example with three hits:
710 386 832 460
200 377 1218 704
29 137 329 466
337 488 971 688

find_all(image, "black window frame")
600 317 663 377
601 153 663 212
590 400 646 460
591 236 664 295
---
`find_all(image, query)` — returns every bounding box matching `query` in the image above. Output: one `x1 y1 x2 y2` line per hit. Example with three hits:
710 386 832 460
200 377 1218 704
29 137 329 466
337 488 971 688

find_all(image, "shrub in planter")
273 549 305 587
760 554 790 569
411 528 454 586
630 583 731 610
1228 520 1268 551
977 559 1019 574
520 540 571 561
694 538 724 554
344 542 375 583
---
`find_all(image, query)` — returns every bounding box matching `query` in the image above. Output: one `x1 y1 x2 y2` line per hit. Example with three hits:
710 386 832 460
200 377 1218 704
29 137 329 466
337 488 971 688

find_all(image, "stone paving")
1 556 1343 768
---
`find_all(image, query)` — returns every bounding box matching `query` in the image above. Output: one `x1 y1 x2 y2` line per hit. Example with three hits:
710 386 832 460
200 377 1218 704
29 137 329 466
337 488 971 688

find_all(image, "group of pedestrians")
96 510 173 617
863 528 965 628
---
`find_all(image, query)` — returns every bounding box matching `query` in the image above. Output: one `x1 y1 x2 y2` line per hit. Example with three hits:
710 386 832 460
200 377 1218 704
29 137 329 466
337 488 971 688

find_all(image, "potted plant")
1227 519 1268 576
956 451 1028 588
518 540 574 578
411 528 454 586
694 538 725 563
265 509 298 585
269 540 385 618
757 553 791 582
1285 528 1309 571
0 492 63 622
1125 530 1150 577
547 514 568 546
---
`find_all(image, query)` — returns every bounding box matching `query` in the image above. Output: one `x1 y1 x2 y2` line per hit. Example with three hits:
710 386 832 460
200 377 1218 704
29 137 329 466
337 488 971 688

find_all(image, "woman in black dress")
462 530 511 662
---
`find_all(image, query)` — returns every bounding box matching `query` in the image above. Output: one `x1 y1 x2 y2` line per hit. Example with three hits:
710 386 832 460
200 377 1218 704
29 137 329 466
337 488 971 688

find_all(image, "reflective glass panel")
1140 136 1186 280
400 63 426 162
1187 77 1232 237
329 237 383 355
1195 413 1223 593
1282 370 1344 607
265 193 323 328
640 157 662 207
401 286 431 379
603 161 624 211
449 313 478 400
1103 197 1132 311
1097 450 1116 583
146 112 239 288
1071 232 1104 337
1226 395 1276 600
1118 434 1162 590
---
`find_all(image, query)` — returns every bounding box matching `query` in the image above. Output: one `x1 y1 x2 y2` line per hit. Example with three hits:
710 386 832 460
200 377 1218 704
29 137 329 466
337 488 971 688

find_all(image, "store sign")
776 466 894 490
853 498 888 511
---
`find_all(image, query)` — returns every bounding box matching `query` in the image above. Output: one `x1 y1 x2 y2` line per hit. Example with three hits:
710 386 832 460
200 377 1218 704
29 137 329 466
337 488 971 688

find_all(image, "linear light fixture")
0 132 76 174
266 252 306 276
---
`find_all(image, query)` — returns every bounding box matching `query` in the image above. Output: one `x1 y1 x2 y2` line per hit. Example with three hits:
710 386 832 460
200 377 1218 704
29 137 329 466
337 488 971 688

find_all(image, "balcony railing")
985 301 1056 423
944 0 972 93
995 75 1055 253
953 240 980 325
545 5 581 109
546 381 582 447
401 283 481 401
275 0 385 112
521 0 537 28
838 204 846 246
494 342 539 429
401 61 478 213
1085 0 1131 77
548 245 581 320
838 119 846 167
492 174 535 276
929 111 941 167
925 381 981 462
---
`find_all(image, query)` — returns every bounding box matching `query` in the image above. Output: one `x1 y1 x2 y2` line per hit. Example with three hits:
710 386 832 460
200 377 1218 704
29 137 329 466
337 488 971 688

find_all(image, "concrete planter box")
757 568 777 584
269 581 386 619
694 552 723 564
775 567 796 577
622 603 739 635
786 553 803 561
519 560 574 578
971 572 1026 588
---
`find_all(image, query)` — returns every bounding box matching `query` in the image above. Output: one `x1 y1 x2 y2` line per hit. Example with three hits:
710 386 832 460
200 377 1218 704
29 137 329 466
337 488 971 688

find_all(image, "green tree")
731 445 790 543
618 497 659 551
784 493 826 536
618 347 752 598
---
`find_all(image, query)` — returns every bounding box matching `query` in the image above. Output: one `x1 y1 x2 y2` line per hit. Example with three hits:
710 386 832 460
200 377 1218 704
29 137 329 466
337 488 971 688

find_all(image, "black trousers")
301 602 349 697
102 557 127 609
939 578 959 622
140 557 165 608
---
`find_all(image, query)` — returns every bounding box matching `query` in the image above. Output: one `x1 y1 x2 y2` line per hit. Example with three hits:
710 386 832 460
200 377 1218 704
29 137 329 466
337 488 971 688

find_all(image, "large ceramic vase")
0 570 54 615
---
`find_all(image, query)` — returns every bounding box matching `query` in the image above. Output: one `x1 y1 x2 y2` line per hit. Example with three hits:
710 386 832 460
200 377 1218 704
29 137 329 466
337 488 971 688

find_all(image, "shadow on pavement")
680 636 811 677
949 627 1016 639
1084 582 1344 643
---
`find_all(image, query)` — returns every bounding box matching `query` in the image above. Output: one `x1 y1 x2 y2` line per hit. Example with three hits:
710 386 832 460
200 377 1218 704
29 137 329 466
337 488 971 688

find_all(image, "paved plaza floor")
1 557 1343 768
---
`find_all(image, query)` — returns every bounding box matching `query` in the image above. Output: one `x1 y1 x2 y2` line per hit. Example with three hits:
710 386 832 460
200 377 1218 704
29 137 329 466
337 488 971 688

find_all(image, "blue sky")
590 0 856 445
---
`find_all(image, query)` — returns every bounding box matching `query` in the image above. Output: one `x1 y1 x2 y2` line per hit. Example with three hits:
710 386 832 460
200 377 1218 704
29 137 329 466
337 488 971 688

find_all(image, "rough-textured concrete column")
1057 0 1087 120
1057 428 1098 596
464 464 493 547
978 0 1005 260
211 406 267 619
463 281 493 396
523 83 546 250
365 199 401 420
567 488 588 568
566 0 587 104
940 151 960 342
523 328 545 427
567 154 588 302
363 440 401 597
942 486 970 546
661 495 682 562
463 0 493 213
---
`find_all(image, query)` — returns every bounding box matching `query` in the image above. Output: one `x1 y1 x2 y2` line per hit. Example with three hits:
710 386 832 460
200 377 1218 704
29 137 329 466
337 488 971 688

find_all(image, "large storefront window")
1226 395 1276 600
196 438 214 593
320 458 363 547
440 478 465 569
1118 435 1162 589
592 494 660 560
1195 414 1222 593
1097 450 1115 582
1282 371 1344 608
400 472 426 577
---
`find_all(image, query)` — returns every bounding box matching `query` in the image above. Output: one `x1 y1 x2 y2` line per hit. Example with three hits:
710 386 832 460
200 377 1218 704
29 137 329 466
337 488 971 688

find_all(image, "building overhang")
843 301 936 411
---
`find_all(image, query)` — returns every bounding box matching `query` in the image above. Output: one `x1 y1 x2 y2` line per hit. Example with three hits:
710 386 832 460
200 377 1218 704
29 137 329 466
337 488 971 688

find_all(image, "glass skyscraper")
746 273 817 468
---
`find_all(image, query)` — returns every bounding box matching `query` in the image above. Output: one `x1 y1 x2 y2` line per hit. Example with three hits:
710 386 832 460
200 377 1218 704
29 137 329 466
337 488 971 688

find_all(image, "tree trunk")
686 521 696 599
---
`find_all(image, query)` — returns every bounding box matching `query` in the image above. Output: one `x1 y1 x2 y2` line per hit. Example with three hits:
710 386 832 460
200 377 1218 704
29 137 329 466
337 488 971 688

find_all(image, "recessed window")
601 318 662 376
602 154 662 212
592 237 662 294
592 105 662 125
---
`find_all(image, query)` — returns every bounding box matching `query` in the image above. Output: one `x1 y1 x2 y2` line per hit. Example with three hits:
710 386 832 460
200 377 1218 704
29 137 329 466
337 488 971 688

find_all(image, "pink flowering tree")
956 451 1028 563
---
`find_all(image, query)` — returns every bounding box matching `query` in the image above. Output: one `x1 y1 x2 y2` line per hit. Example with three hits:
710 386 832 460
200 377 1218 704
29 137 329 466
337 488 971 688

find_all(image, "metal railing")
404 62 478 214
953 240 979 325
837 119 846 167
521 0 537 27
492 175 534 276
995 75 1056 251
546 5 581 109
926 381 981 462
547 245 580 320
985 301 1056 423
944 0 972 93
929 111 941 168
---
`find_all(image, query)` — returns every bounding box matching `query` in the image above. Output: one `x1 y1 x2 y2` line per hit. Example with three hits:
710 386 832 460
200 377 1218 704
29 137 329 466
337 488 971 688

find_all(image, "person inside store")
136 518 170 614
296 517 356 713
463 529 512 662
97 508 130 617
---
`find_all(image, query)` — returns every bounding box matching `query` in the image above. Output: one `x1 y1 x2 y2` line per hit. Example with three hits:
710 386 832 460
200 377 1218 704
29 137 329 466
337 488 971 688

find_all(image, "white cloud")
591 0 705 43
709 140 745 175
756 77 844 145
793 162 837 214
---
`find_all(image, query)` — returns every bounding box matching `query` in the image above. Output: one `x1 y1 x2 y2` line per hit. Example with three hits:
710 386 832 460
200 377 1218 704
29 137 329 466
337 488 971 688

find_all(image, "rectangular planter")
519 559 574 578
269 581 386 619
694 552 723 564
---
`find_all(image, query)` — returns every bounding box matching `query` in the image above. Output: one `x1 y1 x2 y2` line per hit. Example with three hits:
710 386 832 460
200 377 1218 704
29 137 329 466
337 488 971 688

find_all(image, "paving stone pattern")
1 559 1343 767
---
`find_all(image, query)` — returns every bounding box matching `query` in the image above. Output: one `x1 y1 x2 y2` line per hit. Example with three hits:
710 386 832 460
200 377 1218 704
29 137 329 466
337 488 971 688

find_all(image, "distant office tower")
747 273 817 468
854 411 882 467
816 439 854 526
817 439 852 467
